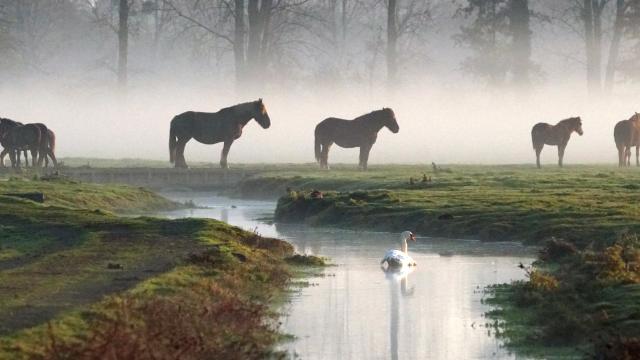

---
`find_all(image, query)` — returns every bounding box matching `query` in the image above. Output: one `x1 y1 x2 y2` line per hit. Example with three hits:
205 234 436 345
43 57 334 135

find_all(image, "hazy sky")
1 0 638 166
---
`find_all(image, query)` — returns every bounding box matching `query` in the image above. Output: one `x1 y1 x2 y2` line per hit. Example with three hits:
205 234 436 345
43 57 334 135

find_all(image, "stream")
161 192 535 360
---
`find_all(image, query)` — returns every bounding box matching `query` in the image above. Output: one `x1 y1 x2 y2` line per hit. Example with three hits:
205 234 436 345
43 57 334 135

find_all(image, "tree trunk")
387 0 398 86
604 0 626 93
509 0 532 87
247 0 262 77
259 0 272 61
234 0 246 85
117 0 129 88
592 0 604 92
583 0 597 94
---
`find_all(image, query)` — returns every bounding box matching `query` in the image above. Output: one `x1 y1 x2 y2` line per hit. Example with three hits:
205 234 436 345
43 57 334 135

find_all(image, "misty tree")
455 0 510 86
162 0 313 89
620 0 640 81
86 0 144 87
304 0 366 83
385 0 430 86
455 0 536 87
566 0 638 94
117 0 130 87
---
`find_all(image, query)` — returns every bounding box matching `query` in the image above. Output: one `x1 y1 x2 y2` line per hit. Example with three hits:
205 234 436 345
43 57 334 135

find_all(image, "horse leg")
321 142 332 170
31 149 39 167
175 137 190 168
0 148 6 167
220 140 233 169
535 145 543 169
9 150 17 168
626 146 632 167
359 144 372 171
558 145 566 168
47 148 57 169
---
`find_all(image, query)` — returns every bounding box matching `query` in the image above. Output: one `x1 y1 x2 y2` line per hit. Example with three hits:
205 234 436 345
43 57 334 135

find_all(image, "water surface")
162 193 534 360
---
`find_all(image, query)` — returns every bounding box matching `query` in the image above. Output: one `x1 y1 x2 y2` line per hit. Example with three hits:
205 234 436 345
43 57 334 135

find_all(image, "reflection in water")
160 193 535 360
384 267 415 360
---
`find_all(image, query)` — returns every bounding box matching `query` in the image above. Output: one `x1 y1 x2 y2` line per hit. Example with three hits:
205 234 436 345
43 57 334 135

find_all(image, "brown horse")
0 124 44 168
169 99 271 168
531 117 583 168
614 113 640 167
0 118 28 167
314 108 399 170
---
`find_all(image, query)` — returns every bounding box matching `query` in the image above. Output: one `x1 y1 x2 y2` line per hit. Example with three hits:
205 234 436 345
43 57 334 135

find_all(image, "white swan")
381 231 417 268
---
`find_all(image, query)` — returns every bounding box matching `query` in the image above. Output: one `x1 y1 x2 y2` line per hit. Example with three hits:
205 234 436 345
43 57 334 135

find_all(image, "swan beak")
410 233 416 242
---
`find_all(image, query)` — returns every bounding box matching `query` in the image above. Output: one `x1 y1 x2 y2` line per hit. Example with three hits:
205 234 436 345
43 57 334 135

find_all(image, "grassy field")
0 176 304 359
232 164 640 246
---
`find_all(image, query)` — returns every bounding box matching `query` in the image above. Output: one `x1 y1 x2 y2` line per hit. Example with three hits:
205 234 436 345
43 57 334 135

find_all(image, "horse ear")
258 98 263 103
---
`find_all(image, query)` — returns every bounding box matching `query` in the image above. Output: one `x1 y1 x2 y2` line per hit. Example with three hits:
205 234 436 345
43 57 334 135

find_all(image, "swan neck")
401 238 408 254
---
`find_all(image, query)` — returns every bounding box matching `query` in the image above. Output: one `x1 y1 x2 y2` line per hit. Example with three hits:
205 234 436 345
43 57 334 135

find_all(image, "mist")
1 0 639 166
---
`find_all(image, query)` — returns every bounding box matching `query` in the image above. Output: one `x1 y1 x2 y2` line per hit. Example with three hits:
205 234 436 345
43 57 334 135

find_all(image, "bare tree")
118 0 130 87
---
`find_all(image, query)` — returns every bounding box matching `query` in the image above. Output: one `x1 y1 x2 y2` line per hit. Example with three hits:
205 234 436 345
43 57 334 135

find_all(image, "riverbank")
0 176 300 359
486 237 640 358
241 164 640 357
249 165 640 247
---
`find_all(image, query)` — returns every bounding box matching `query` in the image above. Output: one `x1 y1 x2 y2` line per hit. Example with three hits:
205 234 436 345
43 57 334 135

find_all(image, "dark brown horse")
0 118 28 167
531 117 583 168
169 99 271 168
314 108 399 170
614 113 640 167
1 124 44 168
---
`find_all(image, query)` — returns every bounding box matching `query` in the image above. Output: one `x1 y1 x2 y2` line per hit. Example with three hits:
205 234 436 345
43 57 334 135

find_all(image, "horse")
31 123 57 168
614 113 640 167
42 127 57 168
0 118 29 167
169 99 271 169
531 117 583 168
0 124 44 168
314 108 399 170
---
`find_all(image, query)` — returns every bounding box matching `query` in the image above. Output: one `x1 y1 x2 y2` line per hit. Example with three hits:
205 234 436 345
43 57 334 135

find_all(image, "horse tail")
531 123 543 149
314 134 321 163
48 130 56 155
169 119 177 164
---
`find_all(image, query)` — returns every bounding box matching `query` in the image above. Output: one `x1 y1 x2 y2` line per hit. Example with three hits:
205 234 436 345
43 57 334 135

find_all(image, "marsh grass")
251 164 640 245
486 237 640 358
0 177 298 359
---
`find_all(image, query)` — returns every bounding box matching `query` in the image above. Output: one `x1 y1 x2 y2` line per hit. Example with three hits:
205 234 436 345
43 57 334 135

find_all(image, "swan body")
381 231 417 268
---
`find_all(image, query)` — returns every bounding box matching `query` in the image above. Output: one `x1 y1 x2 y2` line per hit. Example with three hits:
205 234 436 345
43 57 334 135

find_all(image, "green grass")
0 175 179 213
232 164 640 246
0 176 296 359
485 238 640 359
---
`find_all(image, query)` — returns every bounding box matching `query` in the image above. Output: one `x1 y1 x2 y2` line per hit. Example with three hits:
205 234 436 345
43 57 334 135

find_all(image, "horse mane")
219 101 256 115
353 108 392 122
557 117 579 126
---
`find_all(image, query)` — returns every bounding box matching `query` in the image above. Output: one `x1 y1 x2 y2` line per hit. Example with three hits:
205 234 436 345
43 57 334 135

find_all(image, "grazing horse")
314 108 399 170
169 99 271 169
531 117 583 168
0 124 44 168
614 113 640 167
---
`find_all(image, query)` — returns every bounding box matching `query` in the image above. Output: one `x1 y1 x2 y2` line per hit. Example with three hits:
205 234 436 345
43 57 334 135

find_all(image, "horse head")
571 117 584 136
382 108 399 133
253 99 271 129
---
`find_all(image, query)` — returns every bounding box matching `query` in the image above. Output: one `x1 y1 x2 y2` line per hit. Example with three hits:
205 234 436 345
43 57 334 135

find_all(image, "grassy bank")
238 164 640 246
485 238 640 359
0 177 299 359
0 175 179 213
